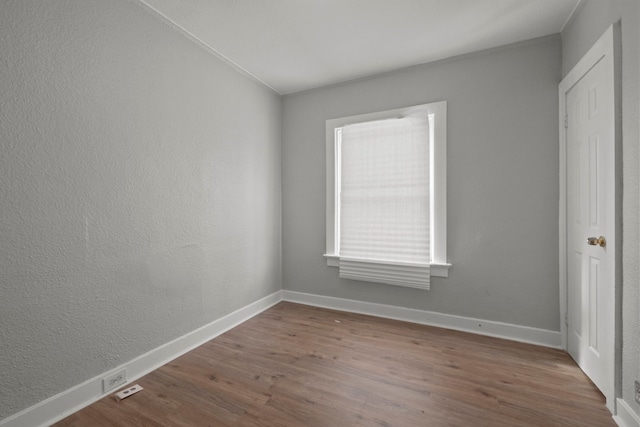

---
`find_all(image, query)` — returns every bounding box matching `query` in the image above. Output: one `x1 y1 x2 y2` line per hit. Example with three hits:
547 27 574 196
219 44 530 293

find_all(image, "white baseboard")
0 291 283 427
282 290 562 349
614 398 640 427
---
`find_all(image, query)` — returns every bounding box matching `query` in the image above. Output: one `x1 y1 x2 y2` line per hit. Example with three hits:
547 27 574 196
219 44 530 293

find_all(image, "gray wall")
561 0 640 417
282 37 561 331
0 0 281 420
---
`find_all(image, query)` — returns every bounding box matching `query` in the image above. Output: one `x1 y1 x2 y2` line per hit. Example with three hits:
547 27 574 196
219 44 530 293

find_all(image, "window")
325 101 449 289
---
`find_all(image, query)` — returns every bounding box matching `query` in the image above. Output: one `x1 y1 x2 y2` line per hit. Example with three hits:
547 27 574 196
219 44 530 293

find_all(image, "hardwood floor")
54 302 615 426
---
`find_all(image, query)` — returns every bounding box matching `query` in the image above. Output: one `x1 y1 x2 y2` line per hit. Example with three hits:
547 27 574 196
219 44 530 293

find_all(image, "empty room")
1 0 639 426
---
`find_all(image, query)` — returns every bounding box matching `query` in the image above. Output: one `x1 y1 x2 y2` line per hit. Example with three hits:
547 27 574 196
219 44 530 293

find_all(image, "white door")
562 27 616 411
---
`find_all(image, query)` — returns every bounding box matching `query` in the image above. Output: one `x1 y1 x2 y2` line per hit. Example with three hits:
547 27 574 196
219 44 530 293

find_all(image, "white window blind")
338 114 431 289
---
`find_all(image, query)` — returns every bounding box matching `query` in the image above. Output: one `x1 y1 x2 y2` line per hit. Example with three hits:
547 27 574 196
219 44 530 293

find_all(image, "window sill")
324 254 451 278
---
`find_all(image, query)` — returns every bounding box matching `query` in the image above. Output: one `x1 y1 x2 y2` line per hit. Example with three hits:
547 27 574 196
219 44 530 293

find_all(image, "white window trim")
324 101 450 277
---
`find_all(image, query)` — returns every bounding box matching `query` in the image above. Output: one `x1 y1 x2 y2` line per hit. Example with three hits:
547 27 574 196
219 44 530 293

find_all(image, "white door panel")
563 28 616 411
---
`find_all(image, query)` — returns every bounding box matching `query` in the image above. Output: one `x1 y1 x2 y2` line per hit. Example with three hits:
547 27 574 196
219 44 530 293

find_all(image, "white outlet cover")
103 368 127 393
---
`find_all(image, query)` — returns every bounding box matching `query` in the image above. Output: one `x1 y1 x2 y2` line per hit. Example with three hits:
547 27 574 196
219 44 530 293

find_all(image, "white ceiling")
140 0 581 95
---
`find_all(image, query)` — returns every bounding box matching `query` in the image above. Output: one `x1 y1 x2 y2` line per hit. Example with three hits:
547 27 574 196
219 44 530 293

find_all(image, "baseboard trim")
282 290 562 349
0 290 283 427
614 398 640 427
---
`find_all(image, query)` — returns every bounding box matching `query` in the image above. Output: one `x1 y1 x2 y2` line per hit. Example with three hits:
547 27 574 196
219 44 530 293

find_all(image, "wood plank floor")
55 302 615 427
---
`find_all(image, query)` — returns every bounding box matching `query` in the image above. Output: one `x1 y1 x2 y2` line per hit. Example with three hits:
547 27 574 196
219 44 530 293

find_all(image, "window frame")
324 101 450 277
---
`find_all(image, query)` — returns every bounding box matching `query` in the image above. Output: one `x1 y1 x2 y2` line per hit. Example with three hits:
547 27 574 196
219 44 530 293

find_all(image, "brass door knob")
587 236 606 247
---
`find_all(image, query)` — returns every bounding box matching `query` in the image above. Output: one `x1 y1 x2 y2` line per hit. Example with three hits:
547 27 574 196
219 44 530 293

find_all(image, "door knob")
587 236 606 247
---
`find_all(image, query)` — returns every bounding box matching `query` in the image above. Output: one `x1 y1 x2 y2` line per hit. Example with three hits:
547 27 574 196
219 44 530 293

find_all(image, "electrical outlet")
103 369 127 393
635 380 640 404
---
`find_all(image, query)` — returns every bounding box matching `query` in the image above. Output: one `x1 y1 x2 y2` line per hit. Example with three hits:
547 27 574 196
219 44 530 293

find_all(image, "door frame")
558 23 621 412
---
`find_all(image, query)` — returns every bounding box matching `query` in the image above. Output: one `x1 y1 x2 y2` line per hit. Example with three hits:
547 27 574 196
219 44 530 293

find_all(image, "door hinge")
564 115 568 129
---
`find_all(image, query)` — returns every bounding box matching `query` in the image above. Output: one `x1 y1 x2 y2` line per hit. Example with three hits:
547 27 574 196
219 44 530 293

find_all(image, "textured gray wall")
0 0 281 420
561 0 640 417
282 37 561 331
